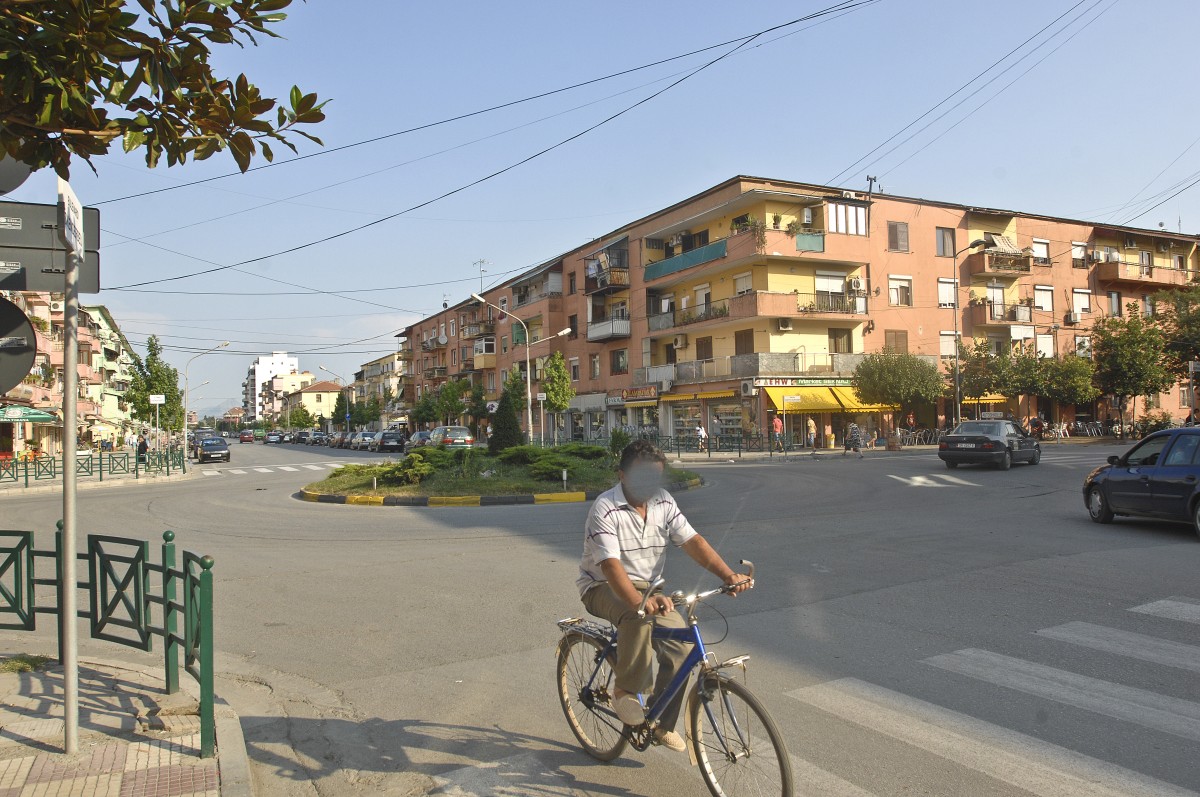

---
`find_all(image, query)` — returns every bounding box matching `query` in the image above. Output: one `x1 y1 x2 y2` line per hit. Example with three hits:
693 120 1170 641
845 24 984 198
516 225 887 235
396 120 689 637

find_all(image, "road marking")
431 752 576 796
302 465 325 471
1037 622 1200 674
323 463 343 468
924 648 1200 742
935 474 982 486
277 466 298 472
1130 599 1200 625
253 468 273 474
887 475 948 487
787 677 1197 797
228 469 247 475
201 470 221 477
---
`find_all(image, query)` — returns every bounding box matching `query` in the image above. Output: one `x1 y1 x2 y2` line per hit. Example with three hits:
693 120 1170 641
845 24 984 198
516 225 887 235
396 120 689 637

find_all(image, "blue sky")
6 0 1199 418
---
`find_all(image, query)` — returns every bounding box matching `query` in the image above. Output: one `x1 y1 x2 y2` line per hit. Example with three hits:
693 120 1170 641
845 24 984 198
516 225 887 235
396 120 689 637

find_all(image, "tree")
1043 354 1099 408
287 406 313 429
1152 285 1200 377
956 341 998 405
541 351 574 444
1091 304 1174 437
364 394 381 427
436 379 469 425
504 368 527 414
851 353 943 420
487 385 523 454
125 335 181 430
465 383 489 437
0 0 326 178
332 392 348 430
410 392 437 428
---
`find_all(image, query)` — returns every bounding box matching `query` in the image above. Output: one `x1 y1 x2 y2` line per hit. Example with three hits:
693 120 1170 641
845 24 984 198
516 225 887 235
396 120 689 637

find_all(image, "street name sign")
149 394 166 405
0 200 100 292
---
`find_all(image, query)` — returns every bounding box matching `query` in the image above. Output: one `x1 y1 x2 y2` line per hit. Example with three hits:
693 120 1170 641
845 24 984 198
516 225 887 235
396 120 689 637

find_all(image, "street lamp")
952 239 988 427
320 365 349 433
183 342 228 467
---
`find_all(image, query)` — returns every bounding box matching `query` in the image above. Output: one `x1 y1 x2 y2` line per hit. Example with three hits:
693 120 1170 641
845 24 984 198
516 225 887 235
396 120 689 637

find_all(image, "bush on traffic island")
528 454 577 481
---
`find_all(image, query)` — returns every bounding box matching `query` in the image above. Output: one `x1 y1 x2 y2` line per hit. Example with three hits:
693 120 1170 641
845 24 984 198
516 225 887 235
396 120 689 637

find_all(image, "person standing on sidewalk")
806 416 817 448
694 421 708 453
772 414 784 451
136 434 148 464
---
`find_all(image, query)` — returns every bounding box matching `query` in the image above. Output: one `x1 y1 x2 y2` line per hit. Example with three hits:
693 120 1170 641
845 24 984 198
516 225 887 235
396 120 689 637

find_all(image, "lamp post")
951 240 988 427
320 365 349 434
183 342 228 470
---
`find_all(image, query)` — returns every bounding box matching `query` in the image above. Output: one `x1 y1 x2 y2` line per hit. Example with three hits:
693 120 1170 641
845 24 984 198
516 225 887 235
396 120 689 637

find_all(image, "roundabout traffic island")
296 444 702 507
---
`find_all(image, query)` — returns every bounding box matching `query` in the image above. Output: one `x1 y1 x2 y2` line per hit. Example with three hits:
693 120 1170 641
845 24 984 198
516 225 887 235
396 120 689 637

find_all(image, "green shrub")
380 453 435 485
554 443 607 460
418 446 455 470
608 429 631 459
497 445 547 465
1139 411 1176 435
529 454 576 481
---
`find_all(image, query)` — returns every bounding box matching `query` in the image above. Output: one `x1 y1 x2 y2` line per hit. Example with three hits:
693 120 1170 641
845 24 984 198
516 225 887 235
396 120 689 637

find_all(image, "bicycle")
555 561 793 797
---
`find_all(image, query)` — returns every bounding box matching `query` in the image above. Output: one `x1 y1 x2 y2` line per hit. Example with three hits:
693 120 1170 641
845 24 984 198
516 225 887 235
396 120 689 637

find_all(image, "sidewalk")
0 655 251 796
0 469 196 498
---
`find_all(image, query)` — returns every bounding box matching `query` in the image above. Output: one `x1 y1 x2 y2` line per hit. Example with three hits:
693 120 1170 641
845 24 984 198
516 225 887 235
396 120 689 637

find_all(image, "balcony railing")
421 338 446 351
586 315 632 341
422 365 448 379
966 251 1033 275
635 352 933 386
968 302 1033 325
1094 260 1192 287
513 289 562 309
793 232 825 252
648 291 866 332
462 321 495 339
645 239 728 282
585 267 630 294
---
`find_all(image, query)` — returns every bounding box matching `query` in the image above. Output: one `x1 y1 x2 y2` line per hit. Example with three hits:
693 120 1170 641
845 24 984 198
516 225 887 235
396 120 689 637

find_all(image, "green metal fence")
0 450 185 489
0 524 216 758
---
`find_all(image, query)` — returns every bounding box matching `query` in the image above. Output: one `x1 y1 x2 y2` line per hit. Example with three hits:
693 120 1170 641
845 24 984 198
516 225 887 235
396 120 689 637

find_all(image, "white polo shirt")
576 483 698 597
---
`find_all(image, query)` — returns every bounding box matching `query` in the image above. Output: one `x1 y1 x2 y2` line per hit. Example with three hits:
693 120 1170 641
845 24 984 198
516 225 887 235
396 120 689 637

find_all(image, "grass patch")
0 654 51 673
304 452 698 498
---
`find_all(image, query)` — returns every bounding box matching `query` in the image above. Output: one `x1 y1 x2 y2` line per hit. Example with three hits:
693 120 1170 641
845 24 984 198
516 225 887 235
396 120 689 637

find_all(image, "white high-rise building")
241 351 299 423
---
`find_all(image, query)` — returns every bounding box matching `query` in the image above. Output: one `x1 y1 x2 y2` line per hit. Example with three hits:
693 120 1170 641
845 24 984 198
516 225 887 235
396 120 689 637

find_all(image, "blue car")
1084 427 1200 538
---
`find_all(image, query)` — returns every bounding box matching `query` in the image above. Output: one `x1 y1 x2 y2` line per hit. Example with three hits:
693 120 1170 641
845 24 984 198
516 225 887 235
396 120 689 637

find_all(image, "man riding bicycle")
576 440 751 752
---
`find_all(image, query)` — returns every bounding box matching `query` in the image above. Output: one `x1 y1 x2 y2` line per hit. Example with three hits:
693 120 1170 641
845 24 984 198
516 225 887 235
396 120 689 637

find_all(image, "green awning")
0 405 58 423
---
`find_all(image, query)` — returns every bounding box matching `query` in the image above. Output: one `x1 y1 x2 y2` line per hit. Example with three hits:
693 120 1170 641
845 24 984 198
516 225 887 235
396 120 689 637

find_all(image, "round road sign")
0 296 37 395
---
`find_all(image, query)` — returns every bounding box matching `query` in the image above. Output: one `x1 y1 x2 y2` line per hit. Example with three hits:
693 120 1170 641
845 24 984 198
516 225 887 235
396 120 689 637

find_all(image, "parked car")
253 428 265 442
327 431 347 448
429 425 475 449
190 430 218 458
239 430 255 443
281 432 294 443
264 431 283 444
937 420 1041 470
404 430 431 453
1084 427 1200 538
294 431 311 446
370 431 406 453
309 432 327 446
196 437 230 463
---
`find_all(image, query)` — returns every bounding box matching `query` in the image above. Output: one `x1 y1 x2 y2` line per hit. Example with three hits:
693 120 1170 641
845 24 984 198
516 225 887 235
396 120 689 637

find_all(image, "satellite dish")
437 334 448 345
0 157 34 195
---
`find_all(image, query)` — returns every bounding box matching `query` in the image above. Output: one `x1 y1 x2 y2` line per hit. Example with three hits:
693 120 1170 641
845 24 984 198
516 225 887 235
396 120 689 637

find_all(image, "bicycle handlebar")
637 560 755 618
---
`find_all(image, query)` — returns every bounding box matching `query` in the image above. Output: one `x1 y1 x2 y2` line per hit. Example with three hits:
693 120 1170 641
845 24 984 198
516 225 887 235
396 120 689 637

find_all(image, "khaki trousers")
582 581 692 731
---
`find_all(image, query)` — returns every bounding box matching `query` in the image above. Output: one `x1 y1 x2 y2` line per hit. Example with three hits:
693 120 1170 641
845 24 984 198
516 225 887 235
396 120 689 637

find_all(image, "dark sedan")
196 437 230 463
404 430 431 453
937 420 1040 470
1084 427 1200 539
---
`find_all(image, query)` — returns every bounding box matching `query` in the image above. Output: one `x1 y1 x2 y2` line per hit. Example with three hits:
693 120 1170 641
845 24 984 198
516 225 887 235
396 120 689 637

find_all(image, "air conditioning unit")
660 380 673 392
847 277 863 291
1065 312 1082 325
1108 251 1122 262
802 208 814 225
842 190 860 200
672 334 688 349
1124 236 1137 249
1158 242 1170 253
668 234 684 247
49 301 64 312
1089 251 1102 262
777 318 793 331
740 379 759 397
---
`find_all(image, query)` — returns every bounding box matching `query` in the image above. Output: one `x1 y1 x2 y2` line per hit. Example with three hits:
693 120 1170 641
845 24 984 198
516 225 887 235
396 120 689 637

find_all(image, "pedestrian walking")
694 421 708 453
772 414 784 451
843 422 864 458
806 416 817 449
709 416 721 452
136 434 148 464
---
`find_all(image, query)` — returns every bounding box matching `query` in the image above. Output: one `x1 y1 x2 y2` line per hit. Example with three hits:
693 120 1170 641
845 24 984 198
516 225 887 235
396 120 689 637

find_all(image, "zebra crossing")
887 452 1101 487
200 462 343 477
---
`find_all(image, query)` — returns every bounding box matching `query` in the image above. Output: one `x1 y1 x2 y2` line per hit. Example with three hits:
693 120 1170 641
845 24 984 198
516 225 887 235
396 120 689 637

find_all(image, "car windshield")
953 422 1002 436
201 439 224 447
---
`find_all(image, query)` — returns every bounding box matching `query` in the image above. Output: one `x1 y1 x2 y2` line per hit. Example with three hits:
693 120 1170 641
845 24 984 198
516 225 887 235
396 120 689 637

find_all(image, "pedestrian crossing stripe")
1130 599 1200 625
253 467 273 473
1037 621 1200 673
201 470 220 476
787 677 1197 797
228 469 246 475
278 466 298 472
302 465 324 471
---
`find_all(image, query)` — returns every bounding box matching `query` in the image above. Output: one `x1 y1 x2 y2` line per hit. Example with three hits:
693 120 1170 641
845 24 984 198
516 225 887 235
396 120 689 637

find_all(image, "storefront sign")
753 377 842 388
605 396 625 407
620 385 658 402
570 393 607 412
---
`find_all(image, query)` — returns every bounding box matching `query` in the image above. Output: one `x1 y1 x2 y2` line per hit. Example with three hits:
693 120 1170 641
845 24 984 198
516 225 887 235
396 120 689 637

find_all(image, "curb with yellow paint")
297 477 703 508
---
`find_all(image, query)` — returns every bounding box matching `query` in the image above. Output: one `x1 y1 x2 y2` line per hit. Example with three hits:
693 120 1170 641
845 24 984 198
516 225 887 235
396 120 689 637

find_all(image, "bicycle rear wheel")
689 674 792 797
556 633 628 761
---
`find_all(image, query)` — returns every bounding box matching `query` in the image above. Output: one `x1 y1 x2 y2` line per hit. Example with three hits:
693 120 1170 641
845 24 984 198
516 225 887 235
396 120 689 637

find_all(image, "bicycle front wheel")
689 674 792 797
556 633 627 761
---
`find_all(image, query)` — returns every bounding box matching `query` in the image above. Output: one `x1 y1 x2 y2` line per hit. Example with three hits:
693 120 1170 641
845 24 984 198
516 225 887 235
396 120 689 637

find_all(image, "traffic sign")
536 392 547 401
1189 361 1200 374
149 394 165 405
0 200 100 293
57 179 84 254
0 296 35 395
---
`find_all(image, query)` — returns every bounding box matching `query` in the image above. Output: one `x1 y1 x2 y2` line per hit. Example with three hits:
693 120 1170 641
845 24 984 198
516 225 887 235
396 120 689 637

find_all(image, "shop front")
608 386 659 438
567 393 607 441
763 386 843 448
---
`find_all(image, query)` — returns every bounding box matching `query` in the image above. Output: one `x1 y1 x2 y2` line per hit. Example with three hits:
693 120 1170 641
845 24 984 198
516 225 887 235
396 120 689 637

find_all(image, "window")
1174 254 1186 270
887 221 909 252
828 328 852 354
815 272 846 311
734 329 754 355
1142 295 1154 317
696 336 713 361
1072 289 1091 313
660 294 675 315
884 330 908 353
568 272 576 294
935 227 956 257
888 276 913 307
1181 385 1193 408
501 335 508 354
570 359 580 381
937 278 958 308
439 322 445 338
487 372 495 391
1107 291 1122 316
315 394 322 403
694 284 710 310
449 320 456 337
1034 285 1054 312
1035 333 1055 359
1163 434 1200 466
590 354 600 379
827 202 867 235
499 297 508 316
687 229 710 249
568 314 578 338
1071 242 1088 268
1144 393 1161 410
940 331 959 357
1031 239 1050 265
610 349 628 375
610 301 627 319
733 272 753 295
1139 251 1153 275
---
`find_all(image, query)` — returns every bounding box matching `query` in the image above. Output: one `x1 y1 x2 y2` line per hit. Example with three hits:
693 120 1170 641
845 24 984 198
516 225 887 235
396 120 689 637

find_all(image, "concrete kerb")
0 469 199 499
295 477 705 507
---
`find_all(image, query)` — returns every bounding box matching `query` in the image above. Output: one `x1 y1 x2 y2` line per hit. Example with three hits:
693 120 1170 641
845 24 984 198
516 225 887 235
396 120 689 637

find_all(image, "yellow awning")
695 390 737 400
966 393 1008 403
829 387 897 412
658 393 695 403
624 400 657 408
764 387 842 413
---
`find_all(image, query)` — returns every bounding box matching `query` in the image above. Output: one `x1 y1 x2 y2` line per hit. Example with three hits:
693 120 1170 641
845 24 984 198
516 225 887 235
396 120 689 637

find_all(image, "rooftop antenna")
866 175 877 196
442 293 449 310
474 259 490 294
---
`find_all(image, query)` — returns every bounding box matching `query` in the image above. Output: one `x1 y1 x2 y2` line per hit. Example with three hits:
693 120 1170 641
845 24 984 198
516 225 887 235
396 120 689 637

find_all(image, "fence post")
199 555 215 759
98 451 103 482
161 531 178 695
23 459 29 489
54 522 64 664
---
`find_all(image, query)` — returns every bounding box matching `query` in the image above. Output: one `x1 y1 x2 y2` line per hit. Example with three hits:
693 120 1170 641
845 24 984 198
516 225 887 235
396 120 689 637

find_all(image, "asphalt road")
1 441 1197 796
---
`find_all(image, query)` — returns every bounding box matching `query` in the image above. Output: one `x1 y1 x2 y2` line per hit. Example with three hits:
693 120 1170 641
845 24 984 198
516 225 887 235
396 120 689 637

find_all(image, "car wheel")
1029 448 1041 465
1192 499 1200 540
945 460 958 469
1088 486 1114 524
998 450 1012 470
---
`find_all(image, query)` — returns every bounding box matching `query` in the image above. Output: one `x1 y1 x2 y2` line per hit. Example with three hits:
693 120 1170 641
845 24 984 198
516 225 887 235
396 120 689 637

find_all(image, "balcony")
421 338 446 352
644 228 868 285
1095 260 1192 288
513 289 563 310
968 302 1033 327
397 349 415 360
586 315 631 342
635 352 929 386
423 365 448 380
457 358 475 373
78 363 102 384
585 266 630 295
965 251 1034 276
645 239 728 282
648 291 867 333
461 321 495 339
473 352 496 370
